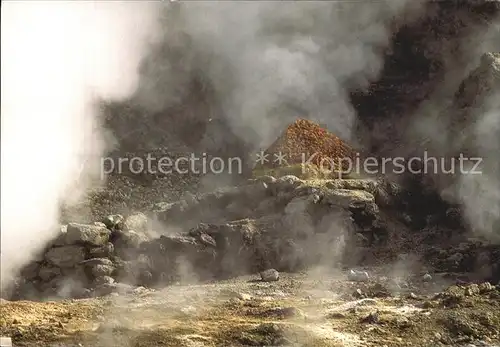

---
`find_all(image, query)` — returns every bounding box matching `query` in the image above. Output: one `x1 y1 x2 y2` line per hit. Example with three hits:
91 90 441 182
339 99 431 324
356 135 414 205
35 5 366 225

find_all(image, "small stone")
408 292 418 299
238 293 252 301
94 276 115 286
361 311 379 324
260 269 279 282
353 288 364 299
181 306 197 315
422 273 432 282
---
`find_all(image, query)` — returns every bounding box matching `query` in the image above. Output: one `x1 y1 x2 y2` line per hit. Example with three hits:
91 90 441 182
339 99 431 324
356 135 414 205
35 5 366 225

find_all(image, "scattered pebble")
260 269 279 282
423 273 432 282
408 292 419 299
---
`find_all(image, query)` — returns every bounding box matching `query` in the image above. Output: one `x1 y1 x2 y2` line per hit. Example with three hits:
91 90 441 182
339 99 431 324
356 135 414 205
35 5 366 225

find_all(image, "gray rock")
90 264 115 278
65 223 111 246
322 189 375 208
260 269 279 282
45 245 86 268
102 214 124 230
93 282 135 296
88 242 114 258
94 276 115 286
423 273 433 282
80 258 115 278
112 229 149 259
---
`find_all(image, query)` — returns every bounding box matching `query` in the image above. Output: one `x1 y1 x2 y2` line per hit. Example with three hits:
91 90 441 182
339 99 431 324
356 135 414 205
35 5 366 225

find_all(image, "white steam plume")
1 1 160 292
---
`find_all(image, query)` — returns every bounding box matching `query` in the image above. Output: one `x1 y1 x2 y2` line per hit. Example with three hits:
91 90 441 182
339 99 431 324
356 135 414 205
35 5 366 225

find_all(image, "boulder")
65 223 111 246
45 245 86 268
81 258 115 279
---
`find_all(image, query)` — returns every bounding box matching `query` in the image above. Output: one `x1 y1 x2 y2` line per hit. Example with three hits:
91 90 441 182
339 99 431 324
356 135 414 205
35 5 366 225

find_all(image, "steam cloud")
0 1 160 292
408 19 500 240
132 1 424 151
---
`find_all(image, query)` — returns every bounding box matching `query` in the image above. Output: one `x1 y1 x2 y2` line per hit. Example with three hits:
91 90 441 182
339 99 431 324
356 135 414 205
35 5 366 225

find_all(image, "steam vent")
254 118 357 178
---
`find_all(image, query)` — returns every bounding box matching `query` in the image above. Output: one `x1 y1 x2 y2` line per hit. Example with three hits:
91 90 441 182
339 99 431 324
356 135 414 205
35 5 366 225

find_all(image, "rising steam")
0 1 160 292
132 1 425 152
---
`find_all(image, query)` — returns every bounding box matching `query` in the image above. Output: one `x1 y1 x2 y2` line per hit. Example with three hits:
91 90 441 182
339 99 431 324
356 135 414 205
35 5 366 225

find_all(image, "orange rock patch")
258 119 357 173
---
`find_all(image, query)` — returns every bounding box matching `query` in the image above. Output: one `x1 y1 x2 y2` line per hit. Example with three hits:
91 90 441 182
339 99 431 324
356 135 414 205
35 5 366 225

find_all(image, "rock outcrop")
11 176 406 300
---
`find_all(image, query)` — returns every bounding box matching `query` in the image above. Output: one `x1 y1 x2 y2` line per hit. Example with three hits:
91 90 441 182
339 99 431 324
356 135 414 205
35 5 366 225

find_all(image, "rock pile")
11 176 401 300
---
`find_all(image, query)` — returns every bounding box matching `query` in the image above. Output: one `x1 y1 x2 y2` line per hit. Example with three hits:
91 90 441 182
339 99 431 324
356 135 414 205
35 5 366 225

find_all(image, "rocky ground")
1 270 499 347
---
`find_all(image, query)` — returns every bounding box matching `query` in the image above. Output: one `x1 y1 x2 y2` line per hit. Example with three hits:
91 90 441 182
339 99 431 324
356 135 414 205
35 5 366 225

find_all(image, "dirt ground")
2 269 499 347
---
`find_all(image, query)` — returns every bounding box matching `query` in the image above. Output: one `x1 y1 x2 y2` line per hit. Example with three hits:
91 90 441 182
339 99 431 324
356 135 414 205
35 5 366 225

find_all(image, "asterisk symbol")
255 151 269 165
273 151 288 165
